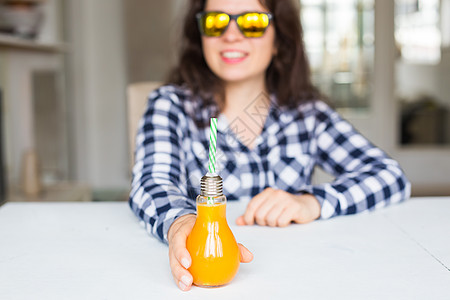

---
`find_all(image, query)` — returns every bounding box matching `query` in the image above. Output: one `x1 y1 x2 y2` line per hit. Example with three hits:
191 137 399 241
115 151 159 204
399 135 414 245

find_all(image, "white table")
0 198 449 300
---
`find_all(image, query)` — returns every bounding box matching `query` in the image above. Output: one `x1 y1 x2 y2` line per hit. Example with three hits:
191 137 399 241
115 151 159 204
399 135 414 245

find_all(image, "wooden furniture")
127 81 162 167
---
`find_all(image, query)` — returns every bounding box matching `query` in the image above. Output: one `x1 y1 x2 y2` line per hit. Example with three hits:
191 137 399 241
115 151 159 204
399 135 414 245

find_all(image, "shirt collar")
201 94 295 137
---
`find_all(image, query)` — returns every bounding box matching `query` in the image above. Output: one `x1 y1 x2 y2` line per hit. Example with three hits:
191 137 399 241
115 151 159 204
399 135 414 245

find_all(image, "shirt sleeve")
301 101 411 219
128 87 196 244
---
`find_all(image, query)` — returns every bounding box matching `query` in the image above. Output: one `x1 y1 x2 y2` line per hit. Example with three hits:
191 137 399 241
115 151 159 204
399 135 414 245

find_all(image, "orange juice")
186 201 240 287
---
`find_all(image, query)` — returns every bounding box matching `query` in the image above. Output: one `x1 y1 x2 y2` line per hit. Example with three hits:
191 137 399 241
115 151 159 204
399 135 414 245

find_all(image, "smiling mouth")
221 51 248 59
220 51 249 64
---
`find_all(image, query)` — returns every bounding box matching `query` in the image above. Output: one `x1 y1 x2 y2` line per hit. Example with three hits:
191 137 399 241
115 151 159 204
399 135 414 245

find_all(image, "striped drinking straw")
208 118 218 174
207 118 218 204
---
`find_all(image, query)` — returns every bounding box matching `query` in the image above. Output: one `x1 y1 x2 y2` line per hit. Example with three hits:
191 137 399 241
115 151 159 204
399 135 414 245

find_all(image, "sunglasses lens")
198 12 271 38
237 13 270 37
200 12 230 37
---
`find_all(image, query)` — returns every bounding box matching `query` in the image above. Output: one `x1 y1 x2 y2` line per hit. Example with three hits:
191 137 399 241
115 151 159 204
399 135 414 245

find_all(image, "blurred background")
0 0 449 204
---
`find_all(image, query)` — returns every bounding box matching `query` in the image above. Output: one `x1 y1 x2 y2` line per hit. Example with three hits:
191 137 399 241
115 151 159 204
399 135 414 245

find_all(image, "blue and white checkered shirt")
129 84 411 244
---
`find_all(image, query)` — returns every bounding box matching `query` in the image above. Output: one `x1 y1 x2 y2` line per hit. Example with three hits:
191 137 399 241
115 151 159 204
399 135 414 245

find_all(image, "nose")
222 20 244 42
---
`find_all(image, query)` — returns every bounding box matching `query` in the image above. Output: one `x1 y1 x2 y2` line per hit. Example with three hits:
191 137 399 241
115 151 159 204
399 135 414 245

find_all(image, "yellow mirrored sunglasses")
196 11 273 38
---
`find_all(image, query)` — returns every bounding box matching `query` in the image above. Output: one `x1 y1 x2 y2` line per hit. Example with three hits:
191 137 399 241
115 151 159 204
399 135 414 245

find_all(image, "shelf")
0 33 66 53
6 182 92 202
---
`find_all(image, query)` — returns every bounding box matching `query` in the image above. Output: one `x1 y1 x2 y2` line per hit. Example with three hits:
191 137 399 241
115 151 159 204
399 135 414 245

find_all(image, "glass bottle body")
186 194 240 287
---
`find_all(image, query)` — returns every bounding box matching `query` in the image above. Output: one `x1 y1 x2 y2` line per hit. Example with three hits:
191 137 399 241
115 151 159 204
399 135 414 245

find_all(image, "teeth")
222 51 246 58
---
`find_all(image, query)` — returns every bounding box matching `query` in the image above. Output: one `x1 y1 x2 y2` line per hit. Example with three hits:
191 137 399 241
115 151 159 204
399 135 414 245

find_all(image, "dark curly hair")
167 0 320 111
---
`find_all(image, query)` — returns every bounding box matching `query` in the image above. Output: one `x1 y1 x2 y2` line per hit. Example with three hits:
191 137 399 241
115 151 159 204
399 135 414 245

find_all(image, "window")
395 0 450 145
301 0 375 109
395 0 441 64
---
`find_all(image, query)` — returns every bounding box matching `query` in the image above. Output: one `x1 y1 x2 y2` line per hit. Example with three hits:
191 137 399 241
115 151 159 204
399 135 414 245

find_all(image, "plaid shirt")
129 85 411 244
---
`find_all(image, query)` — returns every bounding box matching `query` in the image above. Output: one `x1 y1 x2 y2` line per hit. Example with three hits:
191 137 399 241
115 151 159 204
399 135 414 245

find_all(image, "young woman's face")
201 0 276 86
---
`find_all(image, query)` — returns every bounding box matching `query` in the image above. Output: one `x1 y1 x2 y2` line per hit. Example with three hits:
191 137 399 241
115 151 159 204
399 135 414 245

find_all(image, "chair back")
127 81 162 167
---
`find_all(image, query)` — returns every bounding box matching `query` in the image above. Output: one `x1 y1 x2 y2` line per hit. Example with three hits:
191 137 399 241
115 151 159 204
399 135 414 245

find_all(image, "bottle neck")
197 173 227 220
196 196 227 220
200 173 223 197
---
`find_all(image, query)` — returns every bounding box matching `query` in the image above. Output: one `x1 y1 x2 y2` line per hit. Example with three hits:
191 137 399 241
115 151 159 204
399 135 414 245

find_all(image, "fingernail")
179 280 187 290
181 275 191 286
181 257 190 269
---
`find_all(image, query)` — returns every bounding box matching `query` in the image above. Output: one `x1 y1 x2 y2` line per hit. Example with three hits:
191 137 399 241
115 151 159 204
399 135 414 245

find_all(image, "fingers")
168 216 195 291
241 189 317 227
253 198 278 226
243 188 273 225
238 243 253 263
169 249 193 291
265 202 288 227
275 206 295 227
172 235 192 269
169 234 193 291
236 215 246 226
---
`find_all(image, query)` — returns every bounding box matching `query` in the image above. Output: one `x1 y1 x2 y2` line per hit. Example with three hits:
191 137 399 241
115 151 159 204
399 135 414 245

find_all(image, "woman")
129 0 411 291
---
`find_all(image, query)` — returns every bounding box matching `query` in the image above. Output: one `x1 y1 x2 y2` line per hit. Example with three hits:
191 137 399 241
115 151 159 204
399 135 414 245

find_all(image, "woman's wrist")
295 193 321 223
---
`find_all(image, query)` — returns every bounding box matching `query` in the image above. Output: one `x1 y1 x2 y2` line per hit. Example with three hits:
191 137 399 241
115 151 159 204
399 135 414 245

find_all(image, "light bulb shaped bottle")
186 173 240 287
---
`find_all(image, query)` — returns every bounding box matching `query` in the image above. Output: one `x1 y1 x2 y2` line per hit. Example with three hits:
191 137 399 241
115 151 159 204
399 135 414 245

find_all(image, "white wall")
123 0 185 83
396 51 450 108
65 0 129 190
37 0 62 44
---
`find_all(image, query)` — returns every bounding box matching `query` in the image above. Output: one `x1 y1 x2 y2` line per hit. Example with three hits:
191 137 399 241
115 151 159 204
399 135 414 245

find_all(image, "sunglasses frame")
196 11 273 38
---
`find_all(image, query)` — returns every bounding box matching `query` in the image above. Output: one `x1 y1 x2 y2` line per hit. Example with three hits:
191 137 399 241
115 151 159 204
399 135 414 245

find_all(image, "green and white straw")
208 118 218 174
207 118 218 205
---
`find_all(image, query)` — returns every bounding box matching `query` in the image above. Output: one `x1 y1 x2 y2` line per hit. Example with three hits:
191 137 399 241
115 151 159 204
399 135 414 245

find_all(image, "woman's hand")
236 188 321 227
167 214 253 291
